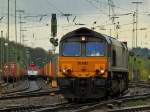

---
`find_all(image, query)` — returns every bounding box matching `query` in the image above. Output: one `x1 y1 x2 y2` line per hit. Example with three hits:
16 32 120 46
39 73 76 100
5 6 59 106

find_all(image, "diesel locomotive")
57 27 129 100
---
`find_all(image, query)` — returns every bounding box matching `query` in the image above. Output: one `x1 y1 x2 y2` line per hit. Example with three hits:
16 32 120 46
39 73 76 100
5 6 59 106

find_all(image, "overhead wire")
92 0 134 13
46 0 64 15
85 0 108 16
1 0 149 46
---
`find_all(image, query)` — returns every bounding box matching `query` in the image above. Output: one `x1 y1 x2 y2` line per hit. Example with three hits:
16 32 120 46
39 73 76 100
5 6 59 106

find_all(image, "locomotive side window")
86 42 105 56
62 42 81 56
112 50 116 66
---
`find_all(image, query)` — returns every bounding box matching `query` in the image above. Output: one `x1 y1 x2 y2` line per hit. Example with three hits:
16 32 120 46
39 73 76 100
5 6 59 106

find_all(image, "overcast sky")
0 0 150 51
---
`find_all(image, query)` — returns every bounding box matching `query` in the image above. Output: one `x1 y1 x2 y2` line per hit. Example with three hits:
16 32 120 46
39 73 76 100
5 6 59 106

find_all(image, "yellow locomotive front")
58 27 128 100
58 28 110 99
59 57 108 78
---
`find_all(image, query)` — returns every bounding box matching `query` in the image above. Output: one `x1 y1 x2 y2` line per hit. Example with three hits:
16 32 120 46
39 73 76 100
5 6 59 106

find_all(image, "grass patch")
124 99 147 107
129 57 150 81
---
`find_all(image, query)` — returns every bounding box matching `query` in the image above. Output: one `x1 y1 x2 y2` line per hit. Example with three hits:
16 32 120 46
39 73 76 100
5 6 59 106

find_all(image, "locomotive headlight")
81 36 86 42
81 36 85 41
62 68 72 76
62 69 66 73
100 69 105 74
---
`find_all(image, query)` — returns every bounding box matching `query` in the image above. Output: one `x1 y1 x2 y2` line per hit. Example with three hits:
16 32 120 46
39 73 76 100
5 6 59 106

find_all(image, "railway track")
2 80 30 95
21 79 51 94
18 80 42 93
1 80 149 112
0 81 8 87
15 79 59 96
31 81 150 112
0 101 68 112
3 80 43 96
0 105 44 112
108 105 150 112
2 92 150 112
69 94 150 112
0 89 59 100
32 101 98 112
0 79 60 100
22 92 150 112
129 81 150 88
70 93 150 112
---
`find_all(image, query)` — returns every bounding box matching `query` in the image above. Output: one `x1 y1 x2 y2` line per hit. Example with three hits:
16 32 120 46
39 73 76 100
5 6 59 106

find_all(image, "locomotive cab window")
62 42 81 56
86 42 105 56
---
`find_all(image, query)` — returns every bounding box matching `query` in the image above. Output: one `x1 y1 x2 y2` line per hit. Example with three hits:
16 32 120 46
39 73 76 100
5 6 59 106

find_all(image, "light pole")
4 42 8 84
16 10 25 82
16 10 25 44
132 1 143 47
0 31 4 81
6 0 10 84
7 0 9 41
132 12 136 48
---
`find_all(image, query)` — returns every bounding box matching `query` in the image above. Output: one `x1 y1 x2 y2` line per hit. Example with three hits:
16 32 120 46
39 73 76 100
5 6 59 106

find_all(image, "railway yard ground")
0 80 150 112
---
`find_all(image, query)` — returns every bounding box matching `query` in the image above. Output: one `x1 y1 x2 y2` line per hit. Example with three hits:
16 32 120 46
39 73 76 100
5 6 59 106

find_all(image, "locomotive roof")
60 27 127 49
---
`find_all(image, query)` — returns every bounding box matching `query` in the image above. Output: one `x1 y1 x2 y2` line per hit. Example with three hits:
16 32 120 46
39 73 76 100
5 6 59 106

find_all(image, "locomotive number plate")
77 61 88 65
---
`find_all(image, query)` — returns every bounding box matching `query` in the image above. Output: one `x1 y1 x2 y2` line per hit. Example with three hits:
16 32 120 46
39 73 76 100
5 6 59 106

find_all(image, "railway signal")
50 14 58 47
50 37 58 47
51 13 57 37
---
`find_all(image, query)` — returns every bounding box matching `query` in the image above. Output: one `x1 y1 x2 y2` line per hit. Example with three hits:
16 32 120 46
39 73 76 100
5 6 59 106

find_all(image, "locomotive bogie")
57 77 107 98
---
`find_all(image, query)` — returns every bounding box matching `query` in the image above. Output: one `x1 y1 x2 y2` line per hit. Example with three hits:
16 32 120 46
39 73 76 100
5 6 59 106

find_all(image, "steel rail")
3 80 30 95
0 89 60 100
31 102 96 112
0 101 68 112
0 105 44 112
108 105 150 112
29 81 150 112
17 80 42 94
2 80 41 96
71 93 150 112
